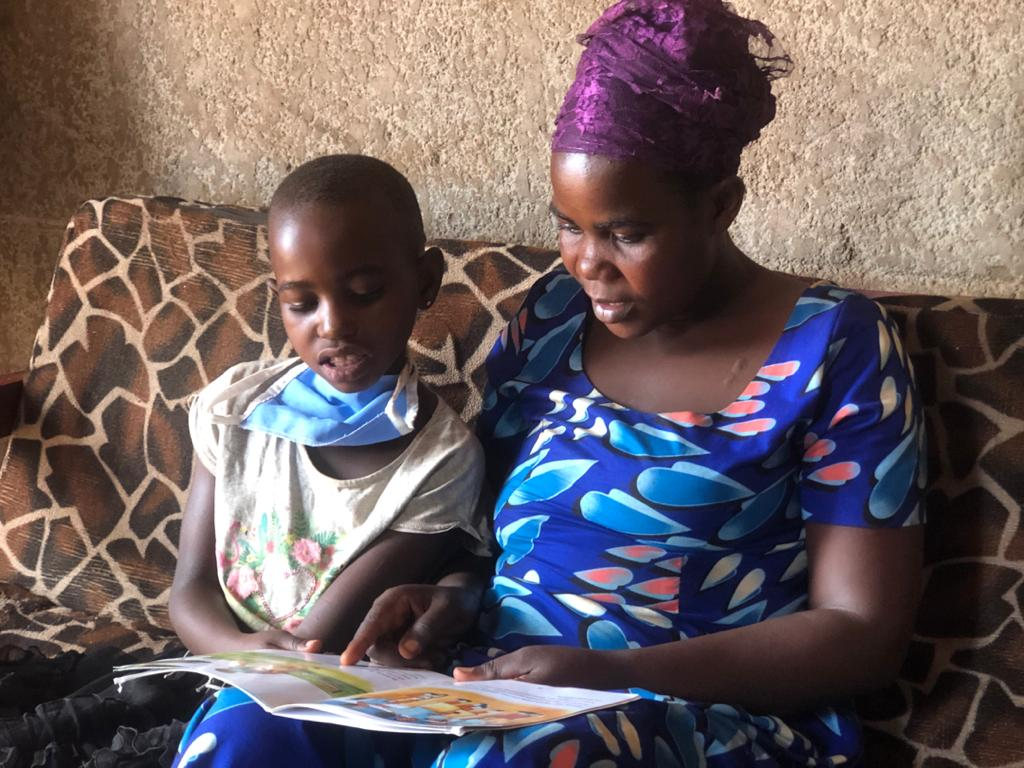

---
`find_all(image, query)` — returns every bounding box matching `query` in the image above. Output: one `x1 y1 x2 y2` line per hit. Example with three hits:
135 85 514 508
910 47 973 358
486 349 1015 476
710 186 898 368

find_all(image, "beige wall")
1 1 1021 373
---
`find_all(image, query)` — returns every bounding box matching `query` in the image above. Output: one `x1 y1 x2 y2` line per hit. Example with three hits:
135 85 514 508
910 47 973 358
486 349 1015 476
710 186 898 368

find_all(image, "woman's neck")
640 236 766 352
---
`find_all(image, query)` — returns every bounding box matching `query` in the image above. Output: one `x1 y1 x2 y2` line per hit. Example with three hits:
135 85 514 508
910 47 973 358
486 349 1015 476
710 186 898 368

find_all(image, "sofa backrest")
856 293 1024 765
0 196 1021 765
0 197 557 632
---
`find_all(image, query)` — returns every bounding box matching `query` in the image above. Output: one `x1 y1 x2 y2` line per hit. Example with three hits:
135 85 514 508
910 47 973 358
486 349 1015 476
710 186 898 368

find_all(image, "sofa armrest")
0 370 26 438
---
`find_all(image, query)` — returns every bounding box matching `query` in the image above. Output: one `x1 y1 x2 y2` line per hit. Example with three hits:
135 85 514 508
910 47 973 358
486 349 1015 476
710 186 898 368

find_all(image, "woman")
177 1 923 765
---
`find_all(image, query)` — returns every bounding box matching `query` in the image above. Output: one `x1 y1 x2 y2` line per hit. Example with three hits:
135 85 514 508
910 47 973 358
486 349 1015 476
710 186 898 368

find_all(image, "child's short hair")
270 155 426 251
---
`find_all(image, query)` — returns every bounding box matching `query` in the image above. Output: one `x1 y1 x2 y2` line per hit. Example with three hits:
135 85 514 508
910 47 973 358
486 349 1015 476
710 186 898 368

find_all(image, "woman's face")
550 152 723 340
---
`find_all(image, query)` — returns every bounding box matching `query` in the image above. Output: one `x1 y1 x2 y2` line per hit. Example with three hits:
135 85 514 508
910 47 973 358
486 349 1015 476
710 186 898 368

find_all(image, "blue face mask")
240 363 419 447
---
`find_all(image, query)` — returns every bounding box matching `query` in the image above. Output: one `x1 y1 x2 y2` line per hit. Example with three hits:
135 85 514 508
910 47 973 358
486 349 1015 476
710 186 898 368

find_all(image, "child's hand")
340 585 479 668
453 646 621 689
243 630 323 654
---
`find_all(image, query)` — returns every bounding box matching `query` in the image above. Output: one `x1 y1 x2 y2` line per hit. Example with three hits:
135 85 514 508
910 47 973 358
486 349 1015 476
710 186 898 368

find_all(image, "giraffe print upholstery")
0 197 1020 765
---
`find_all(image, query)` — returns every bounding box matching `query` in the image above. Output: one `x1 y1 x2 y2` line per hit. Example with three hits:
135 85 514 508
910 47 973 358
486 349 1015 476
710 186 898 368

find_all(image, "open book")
114 650 638 736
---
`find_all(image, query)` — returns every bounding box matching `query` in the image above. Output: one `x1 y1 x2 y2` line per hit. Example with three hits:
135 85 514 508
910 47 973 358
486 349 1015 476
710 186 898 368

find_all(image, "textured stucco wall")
1 0 1021 373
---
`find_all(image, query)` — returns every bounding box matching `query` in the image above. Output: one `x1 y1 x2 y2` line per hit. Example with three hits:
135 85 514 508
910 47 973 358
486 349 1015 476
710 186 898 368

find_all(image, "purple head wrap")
552 0 792 180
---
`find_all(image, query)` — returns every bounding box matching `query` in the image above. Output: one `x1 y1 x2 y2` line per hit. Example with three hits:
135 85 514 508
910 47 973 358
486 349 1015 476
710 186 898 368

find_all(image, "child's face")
268 199 440 392
550 152 725 340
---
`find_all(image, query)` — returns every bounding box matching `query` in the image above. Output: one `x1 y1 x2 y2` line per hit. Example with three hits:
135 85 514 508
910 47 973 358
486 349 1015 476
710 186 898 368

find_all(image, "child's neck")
305 385 437 481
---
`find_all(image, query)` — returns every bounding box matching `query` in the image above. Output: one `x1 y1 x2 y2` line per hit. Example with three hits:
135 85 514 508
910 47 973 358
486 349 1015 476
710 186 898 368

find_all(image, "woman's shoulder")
503 265 584 327
799 282 891 332
780 282 897 363
496 266 587 349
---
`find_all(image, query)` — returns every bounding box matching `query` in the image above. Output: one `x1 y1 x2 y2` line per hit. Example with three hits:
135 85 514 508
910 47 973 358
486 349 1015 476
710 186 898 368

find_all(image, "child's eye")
556 222 582 236
350 286 384 304
287 301 315 313
613 233 645 244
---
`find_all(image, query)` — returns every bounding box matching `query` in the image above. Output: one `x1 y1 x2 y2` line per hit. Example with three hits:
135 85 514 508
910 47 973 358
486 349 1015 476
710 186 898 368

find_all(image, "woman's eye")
613 232 645 244
557 223 582 235
287 301 315 313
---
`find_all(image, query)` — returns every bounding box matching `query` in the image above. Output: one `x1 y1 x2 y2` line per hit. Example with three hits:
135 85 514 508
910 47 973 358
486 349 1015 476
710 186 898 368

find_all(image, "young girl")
176 2 924 765
169 154 489 656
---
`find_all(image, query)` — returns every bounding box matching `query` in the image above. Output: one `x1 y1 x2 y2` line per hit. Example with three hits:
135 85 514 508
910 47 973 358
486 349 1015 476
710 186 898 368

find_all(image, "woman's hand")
340 584 481 669
453 646 621 689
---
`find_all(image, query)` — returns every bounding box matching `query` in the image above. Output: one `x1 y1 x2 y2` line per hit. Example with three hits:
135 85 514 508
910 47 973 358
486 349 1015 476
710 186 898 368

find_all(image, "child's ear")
710 176 746 234
417 246 444 309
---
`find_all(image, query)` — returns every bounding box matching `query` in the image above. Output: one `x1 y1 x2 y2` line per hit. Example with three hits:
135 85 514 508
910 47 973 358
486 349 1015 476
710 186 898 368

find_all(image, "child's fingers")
264 630 317 652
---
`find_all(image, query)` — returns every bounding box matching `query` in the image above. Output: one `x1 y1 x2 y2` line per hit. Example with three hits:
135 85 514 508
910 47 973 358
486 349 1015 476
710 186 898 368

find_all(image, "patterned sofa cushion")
0 196 1021 764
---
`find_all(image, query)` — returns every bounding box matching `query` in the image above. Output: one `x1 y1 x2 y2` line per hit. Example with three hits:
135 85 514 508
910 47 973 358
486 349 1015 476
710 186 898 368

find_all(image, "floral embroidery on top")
219 515 344 631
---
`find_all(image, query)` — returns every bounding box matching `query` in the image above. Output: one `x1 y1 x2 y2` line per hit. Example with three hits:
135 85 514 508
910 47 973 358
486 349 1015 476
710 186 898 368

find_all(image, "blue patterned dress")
173 269 924 768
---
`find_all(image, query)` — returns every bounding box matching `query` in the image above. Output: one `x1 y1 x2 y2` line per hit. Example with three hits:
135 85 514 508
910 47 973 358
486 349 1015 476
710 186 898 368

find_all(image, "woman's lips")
591 297 633 324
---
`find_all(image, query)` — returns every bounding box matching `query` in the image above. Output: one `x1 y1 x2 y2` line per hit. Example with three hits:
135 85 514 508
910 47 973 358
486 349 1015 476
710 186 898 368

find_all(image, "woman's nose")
575 237 612 282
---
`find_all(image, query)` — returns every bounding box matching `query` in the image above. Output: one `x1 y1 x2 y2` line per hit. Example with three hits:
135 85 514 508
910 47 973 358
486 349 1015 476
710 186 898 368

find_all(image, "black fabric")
0 645 201 768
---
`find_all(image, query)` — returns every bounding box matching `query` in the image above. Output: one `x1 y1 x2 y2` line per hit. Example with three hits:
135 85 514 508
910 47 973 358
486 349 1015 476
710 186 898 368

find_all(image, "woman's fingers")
340 588 414 665
341 585 477 666
452 647 600 686
453 652 527 682
398 586 483 660
397 594 454 659
366 641 445 670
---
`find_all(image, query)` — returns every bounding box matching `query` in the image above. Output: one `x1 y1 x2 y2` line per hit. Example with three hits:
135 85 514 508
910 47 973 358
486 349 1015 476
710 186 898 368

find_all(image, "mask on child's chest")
240 363 419 446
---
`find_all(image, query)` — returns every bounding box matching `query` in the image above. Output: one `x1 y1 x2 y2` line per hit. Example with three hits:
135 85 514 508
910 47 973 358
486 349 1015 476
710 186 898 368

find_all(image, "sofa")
0 197 1021 766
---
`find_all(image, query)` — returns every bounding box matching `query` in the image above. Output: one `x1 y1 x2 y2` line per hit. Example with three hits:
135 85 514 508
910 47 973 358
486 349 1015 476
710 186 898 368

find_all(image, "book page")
283 675 638 734
115 649 638 734
289 685 571 734
116 650 456 710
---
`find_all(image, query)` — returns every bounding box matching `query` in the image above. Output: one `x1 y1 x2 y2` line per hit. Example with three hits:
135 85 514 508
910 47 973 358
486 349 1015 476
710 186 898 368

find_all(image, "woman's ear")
710 176 746 234
417 246 444 309
268 276 279 295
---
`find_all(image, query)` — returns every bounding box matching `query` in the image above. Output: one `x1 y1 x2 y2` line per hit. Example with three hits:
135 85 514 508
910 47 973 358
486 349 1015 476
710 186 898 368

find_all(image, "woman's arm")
295 528 465 653
169 460 321 654
456 523 923 713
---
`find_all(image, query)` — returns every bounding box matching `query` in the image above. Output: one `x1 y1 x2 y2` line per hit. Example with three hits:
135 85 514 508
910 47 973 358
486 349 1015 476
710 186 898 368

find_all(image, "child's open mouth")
318 349 371 386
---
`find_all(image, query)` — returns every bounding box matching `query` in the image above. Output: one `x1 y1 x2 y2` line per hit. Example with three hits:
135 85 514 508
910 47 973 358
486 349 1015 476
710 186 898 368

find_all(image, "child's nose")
317 301 356 339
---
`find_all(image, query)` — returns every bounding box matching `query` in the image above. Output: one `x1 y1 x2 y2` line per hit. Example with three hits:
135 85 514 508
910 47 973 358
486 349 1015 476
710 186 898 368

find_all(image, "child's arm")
169 460 321 655
293 528 464 653
454 523 922 713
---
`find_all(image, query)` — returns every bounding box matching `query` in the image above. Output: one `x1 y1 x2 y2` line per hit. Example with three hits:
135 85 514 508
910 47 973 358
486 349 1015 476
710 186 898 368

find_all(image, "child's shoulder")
192 358 302 419
417 383 472 435
416 383 482 453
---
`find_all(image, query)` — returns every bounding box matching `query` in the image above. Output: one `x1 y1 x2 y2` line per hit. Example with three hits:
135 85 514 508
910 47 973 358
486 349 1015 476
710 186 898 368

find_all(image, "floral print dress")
173 268 923 768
